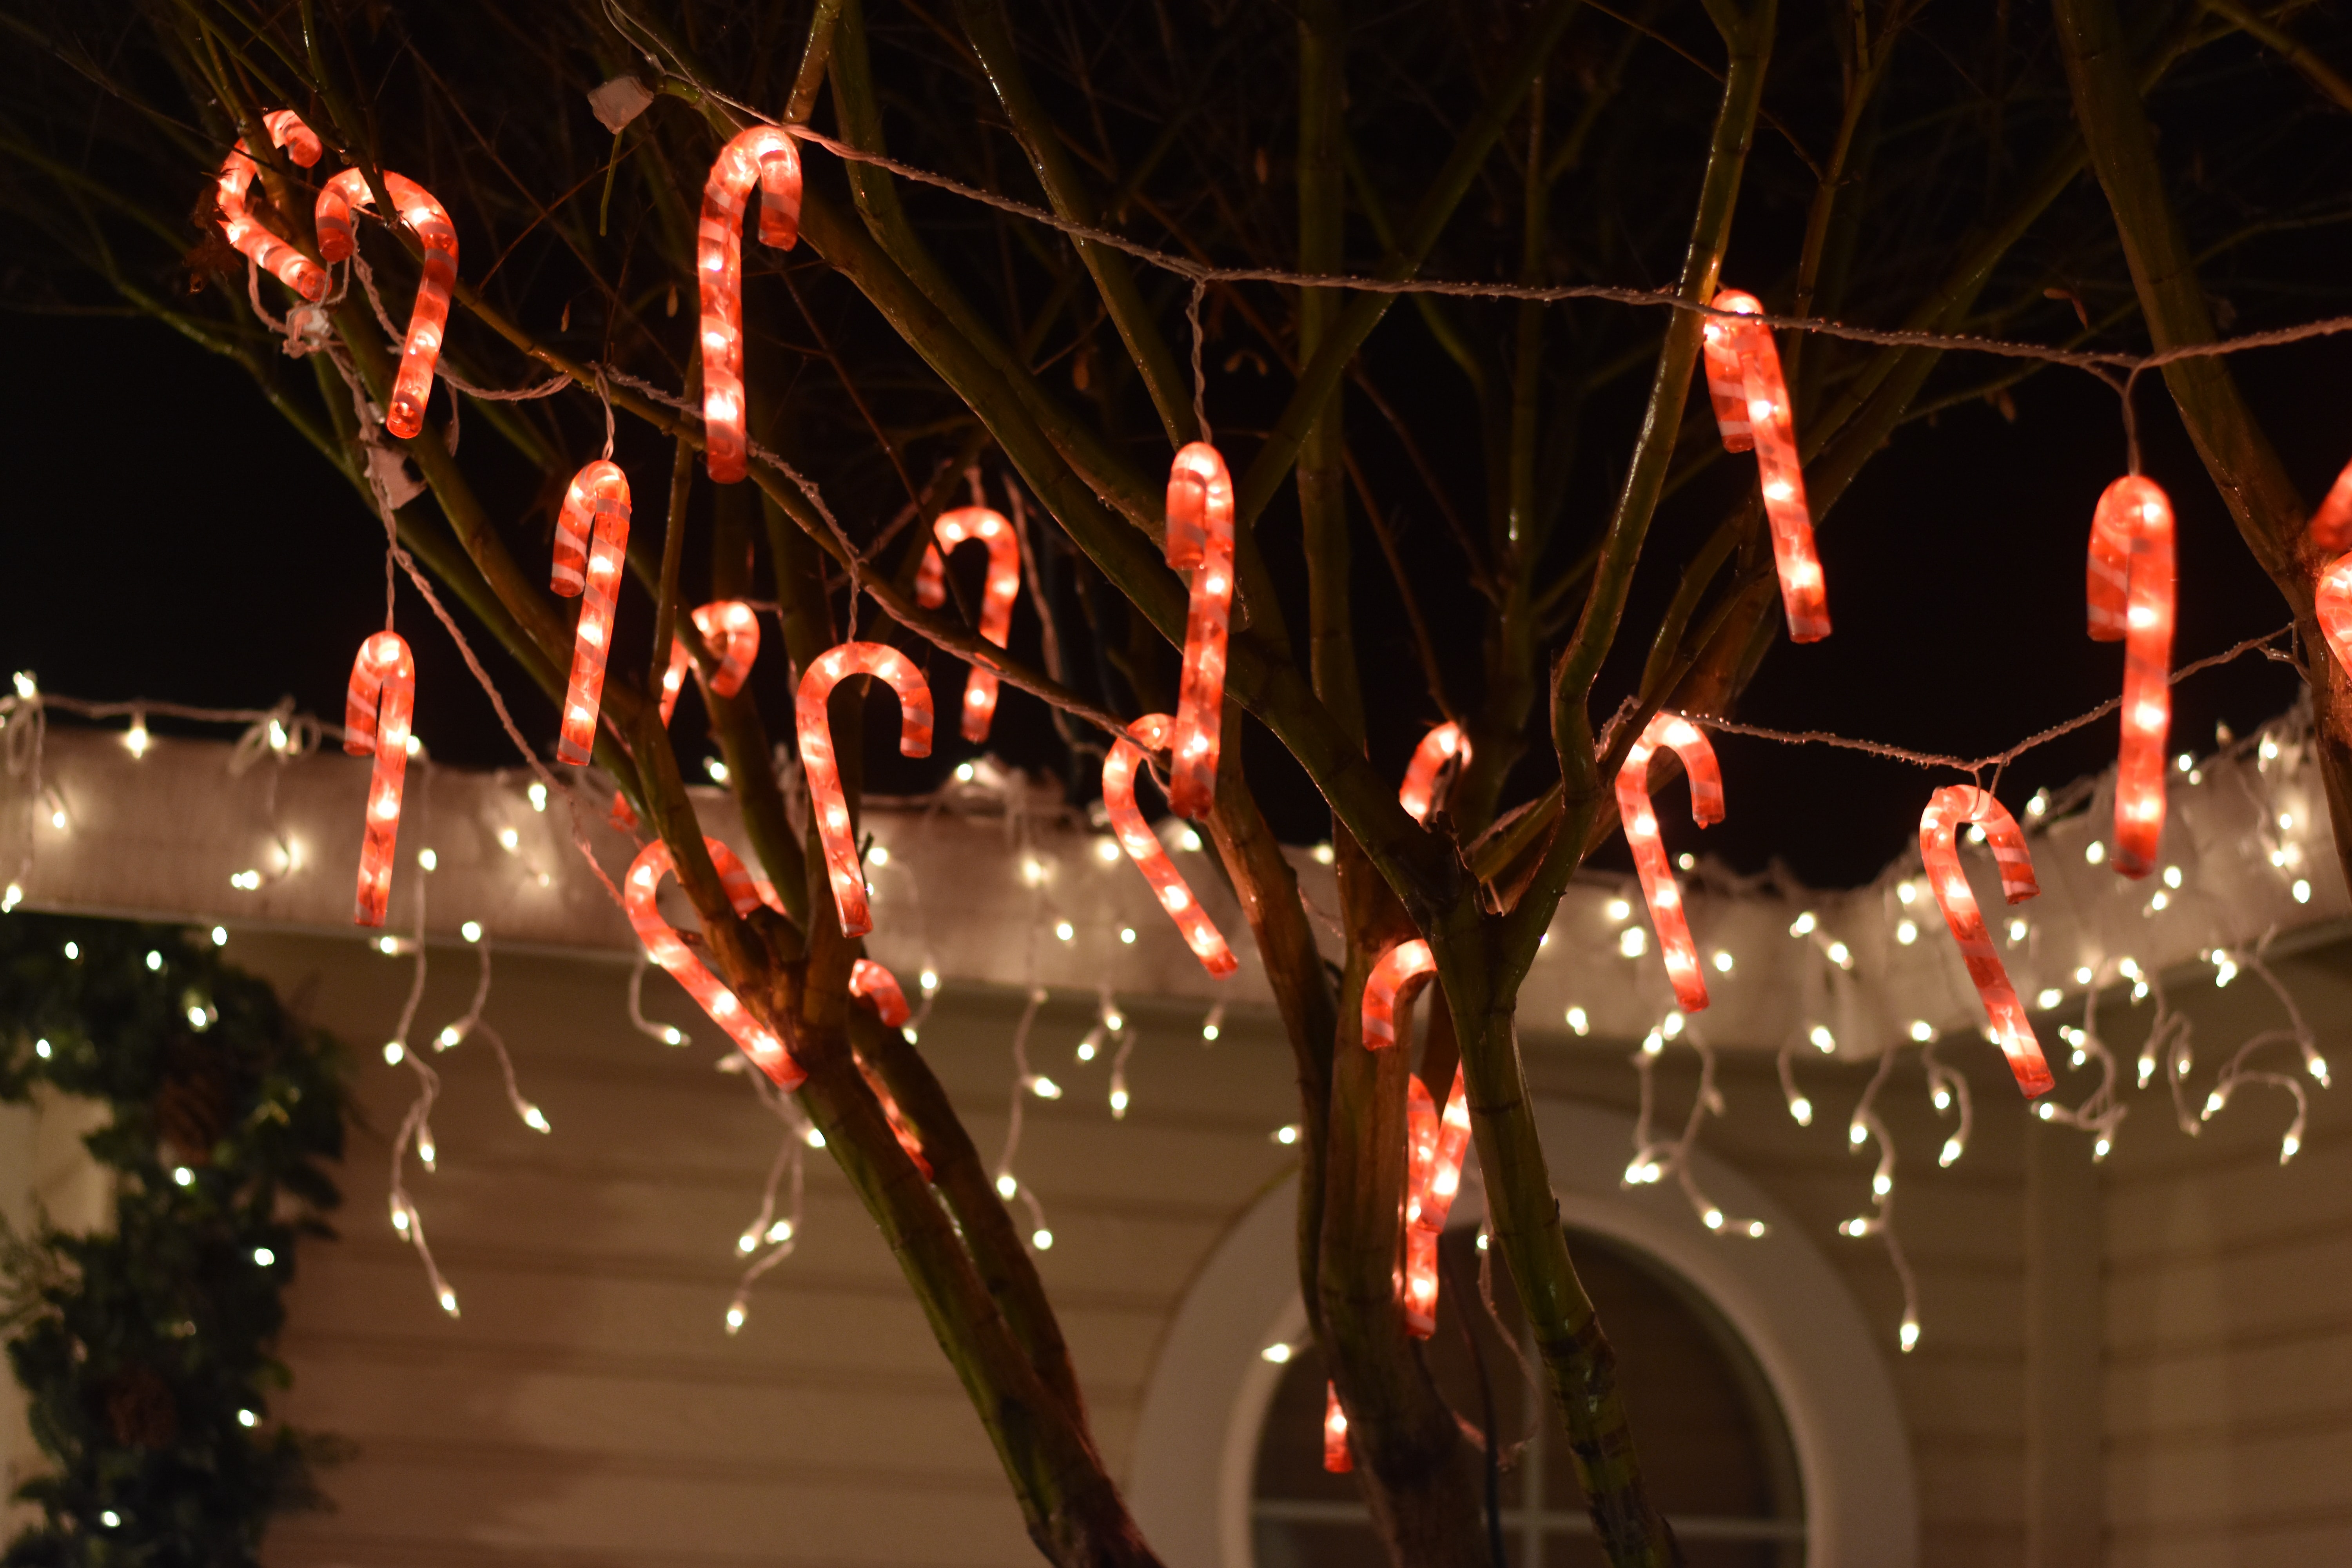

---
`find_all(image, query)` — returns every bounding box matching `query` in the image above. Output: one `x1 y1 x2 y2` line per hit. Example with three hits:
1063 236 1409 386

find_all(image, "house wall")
192 925 2352 1567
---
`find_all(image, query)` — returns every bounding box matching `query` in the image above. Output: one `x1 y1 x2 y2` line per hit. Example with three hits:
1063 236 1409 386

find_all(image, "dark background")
3 309 2322 887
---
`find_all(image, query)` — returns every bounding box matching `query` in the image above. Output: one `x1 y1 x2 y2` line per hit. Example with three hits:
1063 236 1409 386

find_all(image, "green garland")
0 913 351 1565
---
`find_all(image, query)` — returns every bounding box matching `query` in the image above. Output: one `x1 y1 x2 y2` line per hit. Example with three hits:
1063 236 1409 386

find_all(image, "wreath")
0 913 349 1565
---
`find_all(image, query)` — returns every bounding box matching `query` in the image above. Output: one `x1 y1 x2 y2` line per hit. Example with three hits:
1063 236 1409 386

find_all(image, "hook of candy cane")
1163 444 1235 818
1362 939 1437 1050
549 460 631 765
2318 554 2352 681
1401 1062 1472 1339
1614 712 1725 1013
797 643 933 937
611 599 765 828
2310 455 2352 555
2086 475 2176 877
1323 1383 1352 1474
1103 715 1238 976
345 632 415 928
1703 292 1830 642
1919 786 2053 1098
660 601 763 724
214 109 327 302
699 127 803 483
314 169 457 441
847 958 934 1180
1398 721 1471 824
914 507 1022 742
625 837 802 1089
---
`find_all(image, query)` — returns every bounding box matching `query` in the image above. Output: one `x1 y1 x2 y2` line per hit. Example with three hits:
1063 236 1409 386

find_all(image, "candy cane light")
1163 444 1235 819
660 600 763 724
1102 714 1238 977
1919 786 2053 1098
699 127 803 483
214 109 327 302
314 170 457 441
2310 455 2352 555
848 958 933 1180
914 507 1022 742
1398 721 1471 824
1361 938 1471 1338
2086 475 2176 877
611 600 763 829
2318 554 2352 679
1323 1383 1351 1474
345 632 414 928
797 644 933 937
1614 712 1725 1013
625 837 801 1088
1702 291 1830 642
549 460 631 765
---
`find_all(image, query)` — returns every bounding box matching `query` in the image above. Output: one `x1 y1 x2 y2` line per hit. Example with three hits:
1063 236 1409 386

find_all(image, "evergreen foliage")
0 913 349 1565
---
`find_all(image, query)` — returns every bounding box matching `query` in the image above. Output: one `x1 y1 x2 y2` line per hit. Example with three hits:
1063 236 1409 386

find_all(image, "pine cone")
154 1033 238 1165
103 1365 179 1450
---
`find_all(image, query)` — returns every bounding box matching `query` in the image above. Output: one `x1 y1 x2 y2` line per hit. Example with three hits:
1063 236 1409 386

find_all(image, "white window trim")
1127 1094 1918 1568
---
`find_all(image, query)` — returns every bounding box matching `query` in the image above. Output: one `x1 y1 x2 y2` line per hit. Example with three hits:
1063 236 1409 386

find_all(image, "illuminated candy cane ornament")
549 460 631 764
314 170 457 440
797 644 933 937
1398 721 1470 824
2318 555 2352 679
1702 292 1830 642
915 507 1022 742
1919 787 2053 1098
1163 445 1235 818
1102 714 1238 977
2085 476 2176 877
1613 712 1724 1013
660 601 762 724
214 110 327 302
625 837 801 1088
848 958 933 1180
610 600 764 830
345 632 414 928
1324 1383 1352 1473
1401 1064 1472 1338
1361 938 1436 1050
2310 456 2352 555
699 127 803 483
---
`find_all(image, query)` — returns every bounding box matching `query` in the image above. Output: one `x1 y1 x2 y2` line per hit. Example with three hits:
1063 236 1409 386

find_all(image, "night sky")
0 283 2331 891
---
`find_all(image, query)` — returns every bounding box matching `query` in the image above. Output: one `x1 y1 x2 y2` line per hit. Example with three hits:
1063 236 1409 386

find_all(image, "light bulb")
1566 1006 1590 1036
1788 1096 1812 1126
1274 1124 1299 1145
1261 1343 1293 1364
1031 1229 1054 1250
996 1173 1018 1198
1811 1025 1836 1053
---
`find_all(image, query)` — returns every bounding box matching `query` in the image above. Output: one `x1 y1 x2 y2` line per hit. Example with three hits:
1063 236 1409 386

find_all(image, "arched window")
1249 1226 1806 1566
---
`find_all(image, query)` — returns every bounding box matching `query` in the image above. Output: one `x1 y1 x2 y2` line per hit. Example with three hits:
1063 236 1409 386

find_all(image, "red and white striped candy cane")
625 837 802 1089
1164 443 1235 818
1400 1062 1472 1338
1398 720 1470 824
698 127 803 484
659 600 763 725
797 643 933 937
345 631 414 928
1919 786 2052 1098
549 459 631 765
1361 938 1436 1050
2310 456 2352 555
1323 1383 1352 1473
847 958 933 1180
1614 712 1724 1013
2318 554 2352 679
2086 475 2175 877
914 507 1022 742
214 109 327 302
1704 292 1830 643
1102 714 1238 977
314 170 457 441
